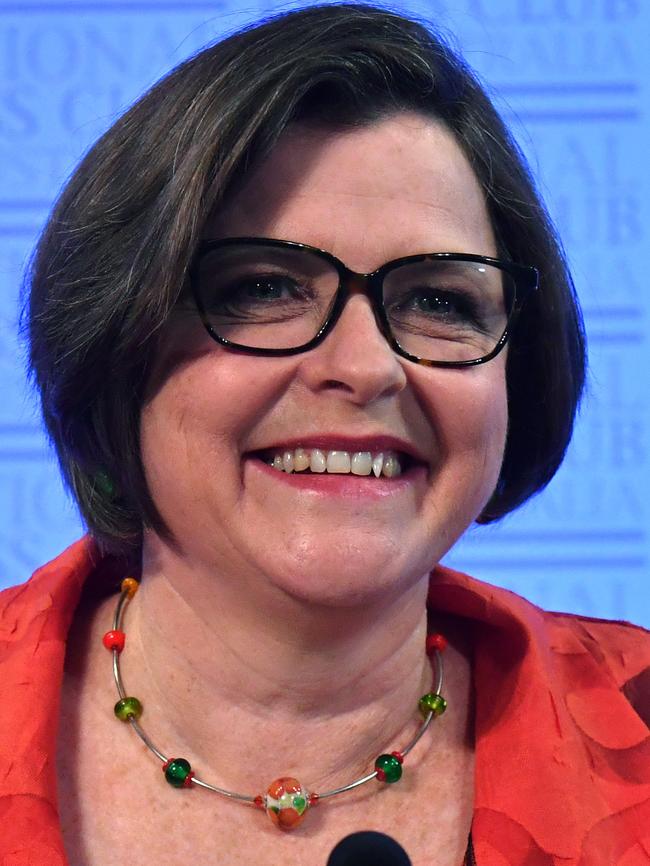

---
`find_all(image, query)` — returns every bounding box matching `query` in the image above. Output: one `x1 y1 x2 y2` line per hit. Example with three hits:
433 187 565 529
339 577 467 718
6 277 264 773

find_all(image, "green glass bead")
419 692 447 718
164 758 192 788
375 753 403 783
114 696 143 721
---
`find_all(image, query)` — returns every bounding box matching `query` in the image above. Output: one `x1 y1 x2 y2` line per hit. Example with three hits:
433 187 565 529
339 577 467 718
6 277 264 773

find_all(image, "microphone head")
326 830 412 865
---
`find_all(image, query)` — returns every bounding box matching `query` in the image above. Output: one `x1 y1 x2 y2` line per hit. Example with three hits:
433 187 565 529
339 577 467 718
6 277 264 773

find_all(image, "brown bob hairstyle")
26 3 585 556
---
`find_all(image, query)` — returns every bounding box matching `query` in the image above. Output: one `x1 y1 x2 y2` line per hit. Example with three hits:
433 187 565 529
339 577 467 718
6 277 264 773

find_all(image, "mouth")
247 446 420 479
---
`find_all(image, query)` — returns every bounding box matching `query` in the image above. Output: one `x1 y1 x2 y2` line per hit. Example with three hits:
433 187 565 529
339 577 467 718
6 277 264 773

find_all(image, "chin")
263 538 431 609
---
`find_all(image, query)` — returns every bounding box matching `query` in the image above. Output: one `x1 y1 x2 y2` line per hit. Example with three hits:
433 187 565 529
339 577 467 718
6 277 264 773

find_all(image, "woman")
2 4 648 865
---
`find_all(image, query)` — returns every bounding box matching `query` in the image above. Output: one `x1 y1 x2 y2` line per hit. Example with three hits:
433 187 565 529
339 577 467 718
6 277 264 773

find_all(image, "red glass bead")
426 633 447 654
308 793 320 806
102 629 126 652
254 795 265 809
391 751 404 764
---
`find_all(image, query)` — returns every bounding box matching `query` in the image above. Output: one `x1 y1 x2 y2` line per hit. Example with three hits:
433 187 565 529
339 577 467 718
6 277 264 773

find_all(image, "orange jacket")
1 537 648 865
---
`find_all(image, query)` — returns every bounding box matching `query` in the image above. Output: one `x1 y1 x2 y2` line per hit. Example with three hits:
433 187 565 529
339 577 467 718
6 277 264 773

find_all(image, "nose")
296 292 408 404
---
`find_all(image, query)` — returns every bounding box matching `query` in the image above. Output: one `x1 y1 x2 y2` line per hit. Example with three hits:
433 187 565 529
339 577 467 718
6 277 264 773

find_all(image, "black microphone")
326 831 412 865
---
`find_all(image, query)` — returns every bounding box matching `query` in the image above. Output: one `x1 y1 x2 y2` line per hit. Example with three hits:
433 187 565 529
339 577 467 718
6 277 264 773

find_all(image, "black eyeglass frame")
189 237 539 368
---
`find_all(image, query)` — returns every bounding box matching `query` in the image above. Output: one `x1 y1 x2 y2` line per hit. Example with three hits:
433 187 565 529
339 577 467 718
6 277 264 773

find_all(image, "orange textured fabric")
0 537 648 865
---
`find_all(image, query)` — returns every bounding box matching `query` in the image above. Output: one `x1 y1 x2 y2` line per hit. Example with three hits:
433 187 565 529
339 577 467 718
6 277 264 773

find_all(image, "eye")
407 289 469 316
198 266 322 329
203 271 315 318
390 286 482 326
228 274 302 302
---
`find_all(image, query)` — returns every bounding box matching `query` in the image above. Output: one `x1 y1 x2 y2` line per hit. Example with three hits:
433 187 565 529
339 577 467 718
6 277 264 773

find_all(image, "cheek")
140 348 295 480
141 368 231 490
420 364 508 487
139 367 241 546
140 374 198 507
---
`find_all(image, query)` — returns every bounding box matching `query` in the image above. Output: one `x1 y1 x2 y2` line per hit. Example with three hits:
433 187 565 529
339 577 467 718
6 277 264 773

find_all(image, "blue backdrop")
1 0 648 626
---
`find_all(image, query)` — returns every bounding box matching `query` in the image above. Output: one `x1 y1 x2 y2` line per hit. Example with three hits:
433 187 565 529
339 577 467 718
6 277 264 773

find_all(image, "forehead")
207 112 497 269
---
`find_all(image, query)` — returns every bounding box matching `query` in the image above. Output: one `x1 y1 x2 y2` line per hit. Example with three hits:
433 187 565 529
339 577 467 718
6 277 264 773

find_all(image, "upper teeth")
268 448 402 478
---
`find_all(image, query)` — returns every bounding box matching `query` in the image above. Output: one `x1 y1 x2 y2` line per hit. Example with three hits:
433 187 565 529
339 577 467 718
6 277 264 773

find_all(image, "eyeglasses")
189 237 538 367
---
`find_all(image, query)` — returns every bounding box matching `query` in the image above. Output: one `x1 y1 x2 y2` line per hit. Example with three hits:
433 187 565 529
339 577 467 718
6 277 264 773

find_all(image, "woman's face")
141 113 508 605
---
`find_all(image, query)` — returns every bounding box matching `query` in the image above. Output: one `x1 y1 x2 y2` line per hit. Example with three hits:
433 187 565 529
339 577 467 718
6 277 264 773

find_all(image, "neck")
113 535 466 795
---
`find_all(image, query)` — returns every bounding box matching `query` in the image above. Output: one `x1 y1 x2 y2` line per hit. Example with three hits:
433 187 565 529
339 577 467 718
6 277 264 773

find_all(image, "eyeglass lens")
195 243 515 363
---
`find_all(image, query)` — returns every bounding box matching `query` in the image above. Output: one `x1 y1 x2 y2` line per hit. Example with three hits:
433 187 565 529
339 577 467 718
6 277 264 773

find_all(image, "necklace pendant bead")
264 777 310 830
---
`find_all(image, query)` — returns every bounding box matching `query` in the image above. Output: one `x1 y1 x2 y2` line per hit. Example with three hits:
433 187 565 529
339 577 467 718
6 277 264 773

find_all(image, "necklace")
105 576 449 832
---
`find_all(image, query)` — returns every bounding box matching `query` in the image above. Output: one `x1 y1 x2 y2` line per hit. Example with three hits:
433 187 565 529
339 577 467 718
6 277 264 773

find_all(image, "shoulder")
0 538 92 624
541 608 650 726
0 537 111 663
541 607 650 659
431 560 649 664
431 566 650 858
428 564 650 726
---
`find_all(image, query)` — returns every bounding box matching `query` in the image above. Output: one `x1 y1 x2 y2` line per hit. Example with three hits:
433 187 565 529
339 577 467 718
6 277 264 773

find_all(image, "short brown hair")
26 3 586 555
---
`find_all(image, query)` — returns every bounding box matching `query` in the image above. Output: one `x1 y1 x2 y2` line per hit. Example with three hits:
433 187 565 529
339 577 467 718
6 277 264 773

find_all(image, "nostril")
322 378 353 391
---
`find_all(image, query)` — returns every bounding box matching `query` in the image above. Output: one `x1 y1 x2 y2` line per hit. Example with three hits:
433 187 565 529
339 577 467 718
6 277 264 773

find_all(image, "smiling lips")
248 434 427 483
249 435 427 480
